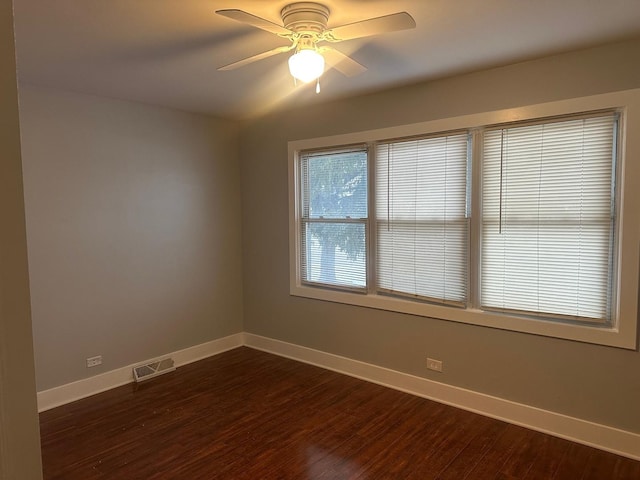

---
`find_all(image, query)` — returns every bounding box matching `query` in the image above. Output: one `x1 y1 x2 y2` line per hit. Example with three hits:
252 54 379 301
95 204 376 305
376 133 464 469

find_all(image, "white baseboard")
243 333 640 461
37 331 640 461
37 333 244 412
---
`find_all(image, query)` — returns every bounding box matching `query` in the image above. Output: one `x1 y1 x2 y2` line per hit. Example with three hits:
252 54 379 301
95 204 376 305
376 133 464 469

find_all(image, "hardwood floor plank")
462 423 532 479
337 398 456 478
550 441 593 480
497 427 547 478
582 451 627 480
436 418 508 479
39 347 639 479
522 434 571 480
611 455 640 480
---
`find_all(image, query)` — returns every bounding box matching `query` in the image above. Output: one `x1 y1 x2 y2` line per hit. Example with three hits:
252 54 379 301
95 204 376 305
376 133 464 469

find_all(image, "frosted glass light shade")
288 49 325 83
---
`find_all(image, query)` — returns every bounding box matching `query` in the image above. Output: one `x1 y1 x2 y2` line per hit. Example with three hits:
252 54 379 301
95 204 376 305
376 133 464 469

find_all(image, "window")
289 90 640 349
299 148 368 290
481 115 617 323
376 133 469 305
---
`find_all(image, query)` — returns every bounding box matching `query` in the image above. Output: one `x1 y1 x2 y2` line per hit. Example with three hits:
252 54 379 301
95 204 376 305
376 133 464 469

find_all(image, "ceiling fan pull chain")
316 78 321 94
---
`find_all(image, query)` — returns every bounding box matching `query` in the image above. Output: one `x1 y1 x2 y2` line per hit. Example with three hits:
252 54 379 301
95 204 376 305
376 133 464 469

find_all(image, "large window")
289 91 640 349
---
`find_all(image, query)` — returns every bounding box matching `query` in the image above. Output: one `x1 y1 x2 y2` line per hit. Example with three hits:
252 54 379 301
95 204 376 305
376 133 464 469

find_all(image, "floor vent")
133 357 176 382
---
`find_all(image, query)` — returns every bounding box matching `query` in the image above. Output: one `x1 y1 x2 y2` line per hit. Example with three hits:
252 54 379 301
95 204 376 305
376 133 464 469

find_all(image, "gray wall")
240 38 640 433
0 0 42 478
20 86 244 391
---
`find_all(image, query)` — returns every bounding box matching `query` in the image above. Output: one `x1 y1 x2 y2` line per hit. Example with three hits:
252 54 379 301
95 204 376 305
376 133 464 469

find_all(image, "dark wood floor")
40 347 639 479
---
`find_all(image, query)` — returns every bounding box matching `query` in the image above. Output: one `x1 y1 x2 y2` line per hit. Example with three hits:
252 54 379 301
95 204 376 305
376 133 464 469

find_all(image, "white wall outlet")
427 357 443 372
86 355 102 368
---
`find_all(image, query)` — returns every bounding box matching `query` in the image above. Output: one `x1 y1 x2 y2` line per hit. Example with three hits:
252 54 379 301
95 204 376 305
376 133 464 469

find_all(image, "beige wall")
0 1 42 478
19 86 243 391
240 38 640 433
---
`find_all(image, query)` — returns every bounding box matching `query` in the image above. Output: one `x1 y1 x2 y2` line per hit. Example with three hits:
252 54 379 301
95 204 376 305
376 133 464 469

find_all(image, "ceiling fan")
215 2 416 91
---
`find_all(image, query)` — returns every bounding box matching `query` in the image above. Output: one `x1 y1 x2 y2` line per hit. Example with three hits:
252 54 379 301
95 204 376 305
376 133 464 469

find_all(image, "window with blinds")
299 148 368 290
376 134 469 305
291 98 634 347
481 113 618 323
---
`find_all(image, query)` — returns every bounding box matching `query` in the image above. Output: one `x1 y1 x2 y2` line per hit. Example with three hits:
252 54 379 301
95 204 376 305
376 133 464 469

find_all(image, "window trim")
288 89 640 349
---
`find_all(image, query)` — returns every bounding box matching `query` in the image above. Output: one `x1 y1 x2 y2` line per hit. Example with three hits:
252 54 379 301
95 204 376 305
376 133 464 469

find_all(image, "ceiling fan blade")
324 12 416 42
320 47 367 77
218 45 294 71
216 9 292 36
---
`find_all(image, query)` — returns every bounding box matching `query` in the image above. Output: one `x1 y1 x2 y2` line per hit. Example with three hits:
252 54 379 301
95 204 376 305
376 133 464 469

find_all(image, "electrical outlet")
427 357 443 372
87 355 102 368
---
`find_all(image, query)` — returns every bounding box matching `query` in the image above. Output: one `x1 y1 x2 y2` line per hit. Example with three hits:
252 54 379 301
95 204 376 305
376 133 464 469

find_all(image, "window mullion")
367 142 376 294
469 129 483 310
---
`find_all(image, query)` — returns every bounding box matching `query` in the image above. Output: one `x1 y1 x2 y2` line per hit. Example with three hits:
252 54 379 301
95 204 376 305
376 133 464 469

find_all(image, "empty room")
2 1 640 479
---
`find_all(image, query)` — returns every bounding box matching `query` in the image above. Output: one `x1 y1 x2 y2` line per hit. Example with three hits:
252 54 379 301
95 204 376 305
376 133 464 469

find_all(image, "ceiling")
12 0 640 119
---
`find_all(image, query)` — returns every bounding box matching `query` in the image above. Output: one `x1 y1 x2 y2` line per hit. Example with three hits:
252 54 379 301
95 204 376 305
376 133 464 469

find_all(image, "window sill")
290 284 636 350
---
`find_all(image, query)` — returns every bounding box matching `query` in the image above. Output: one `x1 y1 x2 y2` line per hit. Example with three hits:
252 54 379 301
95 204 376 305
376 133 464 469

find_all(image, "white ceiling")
12 0 640 119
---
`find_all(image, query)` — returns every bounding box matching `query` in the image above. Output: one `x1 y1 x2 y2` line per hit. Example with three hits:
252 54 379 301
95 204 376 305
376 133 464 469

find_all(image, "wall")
19 86 243 391
240 38 640 433
0 0 42 478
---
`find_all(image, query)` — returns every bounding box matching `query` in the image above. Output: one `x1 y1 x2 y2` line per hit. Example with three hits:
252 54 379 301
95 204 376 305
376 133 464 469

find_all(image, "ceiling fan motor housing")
281 2 330 36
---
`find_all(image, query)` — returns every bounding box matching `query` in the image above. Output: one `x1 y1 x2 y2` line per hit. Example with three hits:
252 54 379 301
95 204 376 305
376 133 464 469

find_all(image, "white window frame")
288 89 640 349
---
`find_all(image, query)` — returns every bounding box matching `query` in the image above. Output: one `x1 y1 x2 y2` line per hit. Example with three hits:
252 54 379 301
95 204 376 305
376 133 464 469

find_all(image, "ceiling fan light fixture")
288 49 325 83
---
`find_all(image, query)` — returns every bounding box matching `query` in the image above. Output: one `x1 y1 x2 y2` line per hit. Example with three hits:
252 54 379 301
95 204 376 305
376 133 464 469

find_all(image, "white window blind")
481 114 617 322
376 134 469 305
300 148 368 290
